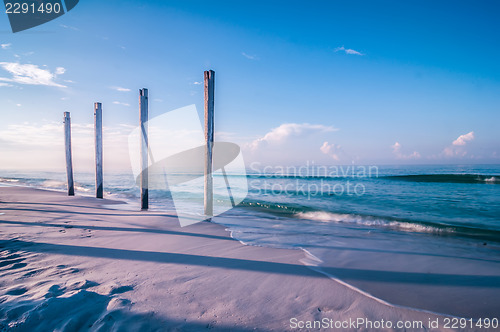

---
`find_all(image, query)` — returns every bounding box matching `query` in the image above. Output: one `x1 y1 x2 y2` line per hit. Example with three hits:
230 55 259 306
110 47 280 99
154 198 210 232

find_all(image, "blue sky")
0 0 499 171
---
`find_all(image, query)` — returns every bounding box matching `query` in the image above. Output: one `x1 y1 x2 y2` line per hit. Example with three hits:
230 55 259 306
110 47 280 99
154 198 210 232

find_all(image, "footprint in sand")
99 283 134 296
6 286 28 296
80 229 93 238
8 262 27 270
22 268 49 278
45 284 65 298
0 257 24 268
66 279 99 291
4 303 32 321
107 297 132 310
109 285 134 295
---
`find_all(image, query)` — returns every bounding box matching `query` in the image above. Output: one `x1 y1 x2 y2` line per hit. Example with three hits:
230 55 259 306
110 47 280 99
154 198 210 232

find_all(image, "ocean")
1 164 499 316
2 165 498 241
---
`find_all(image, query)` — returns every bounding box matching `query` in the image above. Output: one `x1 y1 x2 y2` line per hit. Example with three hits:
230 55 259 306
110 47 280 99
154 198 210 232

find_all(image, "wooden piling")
140 88 149 210
204 70 215 216
63 112 74 196
94 102 103 199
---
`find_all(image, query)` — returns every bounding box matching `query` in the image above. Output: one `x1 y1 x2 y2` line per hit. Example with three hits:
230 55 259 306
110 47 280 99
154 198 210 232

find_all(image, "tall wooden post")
204 70 215 216
64 112 74 196
94 102 103 199
140 88 149 210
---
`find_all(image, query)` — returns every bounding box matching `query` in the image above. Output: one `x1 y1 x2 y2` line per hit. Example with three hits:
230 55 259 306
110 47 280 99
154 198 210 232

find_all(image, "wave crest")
384 174 500 184
295 211 447 234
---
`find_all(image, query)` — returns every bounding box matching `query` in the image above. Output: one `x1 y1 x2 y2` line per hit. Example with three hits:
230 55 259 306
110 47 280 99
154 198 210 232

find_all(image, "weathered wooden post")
63 112 74 196
204 70 215 216
140 88 149 210
94 102 103 199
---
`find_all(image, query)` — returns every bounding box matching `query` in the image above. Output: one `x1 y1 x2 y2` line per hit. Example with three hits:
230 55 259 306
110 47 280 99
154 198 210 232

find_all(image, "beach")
1 0 499 330
1 186 498 331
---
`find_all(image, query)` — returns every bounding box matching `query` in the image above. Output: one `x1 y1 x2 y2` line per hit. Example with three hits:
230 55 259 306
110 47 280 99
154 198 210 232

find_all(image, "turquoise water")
240 165 500 241
1 165 499 242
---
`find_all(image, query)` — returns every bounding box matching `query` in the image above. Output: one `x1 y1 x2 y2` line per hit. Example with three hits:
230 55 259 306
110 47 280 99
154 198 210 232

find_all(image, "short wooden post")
140 88 149 210
64 112 74 196
94 102 103 199
204 70 215 216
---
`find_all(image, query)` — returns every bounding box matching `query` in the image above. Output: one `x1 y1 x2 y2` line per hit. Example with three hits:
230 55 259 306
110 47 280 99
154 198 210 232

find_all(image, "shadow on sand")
3 239 500 289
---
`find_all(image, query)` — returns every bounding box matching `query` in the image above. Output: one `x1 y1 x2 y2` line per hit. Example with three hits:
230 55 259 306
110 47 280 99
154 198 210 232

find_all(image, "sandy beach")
1 186 496 331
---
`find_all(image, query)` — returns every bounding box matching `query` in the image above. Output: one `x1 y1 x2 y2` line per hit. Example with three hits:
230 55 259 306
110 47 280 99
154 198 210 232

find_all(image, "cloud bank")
0 62 66 87
248 123 336 150
392 142 421 160
444 131 475 157
320 141 343 161
452 131 474 146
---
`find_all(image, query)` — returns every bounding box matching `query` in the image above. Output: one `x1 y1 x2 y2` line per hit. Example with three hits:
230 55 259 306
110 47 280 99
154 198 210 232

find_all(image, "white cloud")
320 141 342 161
0 62 66 87
392 142 421 159
242 52 258 60
443 131 475 157
334 46 364 56
249 123 337 150
111 86 131 92
452 131 474 146
192 81 202 85
1 43 11 50
113 101 130 107
55 67 66 75
60 24 79 31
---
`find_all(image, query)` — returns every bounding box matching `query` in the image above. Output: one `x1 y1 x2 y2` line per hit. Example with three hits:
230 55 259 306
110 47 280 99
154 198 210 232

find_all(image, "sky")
0 0 499 172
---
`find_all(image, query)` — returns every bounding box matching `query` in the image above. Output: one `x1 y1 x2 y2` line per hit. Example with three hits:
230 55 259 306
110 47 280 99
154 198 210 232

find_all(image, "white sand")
0 187 496 331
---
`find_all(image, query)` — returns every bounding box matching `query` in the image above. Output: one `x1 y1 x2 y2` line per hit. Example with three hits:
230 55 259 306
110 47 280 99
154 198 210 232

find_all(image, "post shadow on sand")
4 239 500 289
0 205 177 218
2 238 500 318
2 218 499 264
0 219 232 242
1 200 375 243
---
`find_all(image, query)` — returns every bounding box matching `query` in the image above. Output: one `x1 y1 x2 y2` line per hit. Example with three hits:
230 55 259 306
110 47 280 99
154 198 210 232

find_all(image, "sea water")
1 164 499 248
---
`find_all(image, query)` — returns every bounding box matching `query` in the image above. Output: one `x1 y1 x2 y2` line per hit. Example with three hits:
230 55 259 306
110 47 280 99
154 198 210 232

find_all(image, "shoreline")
2 183 500 318
2 171 500 245
0 186 473 331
